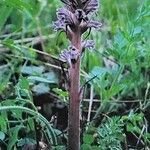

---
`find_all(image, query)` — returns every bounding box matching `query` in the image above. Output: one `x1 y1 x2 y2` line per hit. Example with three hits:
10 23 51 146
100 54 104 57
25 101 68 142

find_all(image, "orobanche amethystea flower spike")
54 0 101 37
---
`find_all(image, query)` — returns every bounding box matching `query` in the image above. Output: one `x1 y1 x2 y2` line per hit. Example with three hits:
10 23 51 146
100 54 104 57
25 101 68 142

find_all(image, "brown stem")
68 32 81 150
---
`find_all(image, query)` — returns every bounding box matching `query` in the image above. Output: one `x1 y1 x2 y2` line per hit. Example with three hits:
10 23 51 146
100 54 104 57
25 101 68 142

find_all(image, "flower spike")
54 0 101 149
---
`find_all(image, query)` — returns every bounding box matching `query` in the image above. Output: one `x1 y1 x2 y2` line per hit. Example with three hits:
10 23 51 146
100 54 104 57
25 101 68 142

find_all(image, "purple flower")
59 46 80 66
87 20 102 29
56 8 76 25
83 0 99 15
53 20 65 31
54 8 83 34
82 40 95 50
59 49 70 62
54 8 77 31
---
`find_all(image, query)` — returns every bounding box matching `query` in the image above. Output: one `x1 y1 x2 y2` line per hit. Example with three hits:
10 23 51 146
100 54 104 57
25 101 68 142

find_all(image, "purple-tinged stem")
68 32 81 150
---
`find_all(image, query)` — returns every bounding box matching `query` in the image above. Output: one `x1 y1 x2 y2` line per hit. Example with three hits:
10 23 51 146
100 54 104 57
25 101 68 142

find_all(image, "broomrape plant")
54 0 101 149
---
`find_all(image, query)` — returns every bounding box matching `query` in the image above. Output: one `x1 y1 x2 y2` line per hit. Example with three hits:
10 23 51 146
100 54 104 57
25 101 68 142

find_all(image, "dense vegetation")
0 0 150 149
